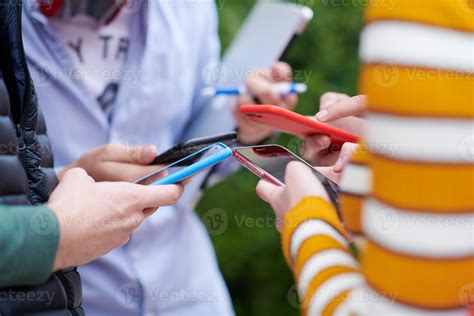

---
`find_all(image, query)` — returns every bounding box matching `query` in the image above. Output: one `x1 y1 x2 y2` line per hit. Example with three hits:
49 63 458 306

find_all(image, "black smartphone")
151 132 238 165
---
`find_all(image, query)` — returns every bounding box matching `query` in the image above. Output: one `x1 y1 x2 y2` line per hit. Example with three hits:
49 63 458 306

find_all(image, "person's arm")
0 205 59 287
257 162 364 315
281 197 363 315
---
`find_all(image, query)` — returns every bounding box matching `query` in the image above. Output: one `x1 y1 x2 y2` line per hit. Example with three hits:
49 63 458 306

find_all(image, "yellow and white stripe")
290 219 349 264
336 284 467 316
366 113 474 163
360 21 474 73
339 147 371 235
356 0 474 312
362 198 474 258
281 1 474 315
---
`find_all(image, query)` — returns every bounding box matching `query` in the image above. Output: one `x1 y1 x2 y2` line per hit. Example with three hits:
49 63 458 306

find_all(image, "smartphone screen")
135 144 226 185
234 145 339 207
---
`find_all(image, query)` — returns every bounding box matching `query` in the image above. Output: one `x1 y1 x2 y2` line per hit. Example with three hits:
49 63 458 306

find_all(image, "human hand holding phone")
256 161 330 232
233 62 298 145
136 143 232 186
300 92 366 168
59 144 166 182
49 168 183 271
233 145 339 209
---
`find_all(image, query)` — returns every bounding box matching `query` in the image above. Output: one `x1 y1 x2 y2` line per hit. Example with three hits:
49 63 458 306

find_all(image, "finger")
285 162 330 202
133 183 185 209
314 166 342 184
315 95 367 123
333 143 359 173
245 76 281 105
256 180 279 203
319 92 350 109
142 207 158 218
281 93 298 111
300 135 331 160
97 144 158 164
271 62 292 83
285 161 320 189
92 163 166 182
236 94 256 107
61 167 94 184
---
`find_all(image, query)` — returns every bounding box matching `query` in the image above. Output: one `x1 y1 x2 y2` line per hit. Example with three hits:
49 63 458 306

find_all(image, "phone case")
232 145 340 209
240 105 359 144
151 132 237 165
150 143 232 185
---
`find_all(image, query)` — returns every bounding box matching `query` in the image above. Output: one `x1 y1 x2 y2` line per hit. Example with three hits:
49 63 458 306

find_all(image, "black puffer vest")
0 1 83 315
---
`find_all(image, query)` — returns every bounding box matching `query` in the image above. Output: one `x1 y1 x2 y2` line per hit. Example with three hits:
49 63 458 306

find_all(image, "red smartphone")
233 145 339 208
240 104 359 145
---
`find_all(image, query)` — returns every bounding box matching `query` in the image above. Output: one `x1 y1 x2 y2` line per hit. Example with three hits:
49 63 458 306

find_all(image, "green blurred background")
196 1 364 315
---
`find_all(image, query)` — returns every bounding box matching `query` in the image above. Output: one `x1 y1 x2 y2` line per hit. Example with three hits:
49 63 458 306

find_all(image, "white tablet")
183 1 314 139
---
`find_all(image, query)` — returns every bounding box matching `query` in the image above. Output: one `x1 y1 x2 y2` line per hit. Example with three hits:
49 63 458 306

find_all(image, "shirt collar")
24 0 50 25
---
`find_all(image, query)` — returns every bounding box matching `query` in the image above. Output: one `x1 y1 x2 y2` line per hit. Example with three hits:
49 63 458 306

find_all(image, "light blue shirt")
22 1 235 315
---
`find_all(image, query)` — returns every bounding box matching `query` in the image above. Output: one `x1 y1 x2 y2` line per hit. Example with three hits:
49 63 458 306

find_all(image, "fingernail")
316 109 328 122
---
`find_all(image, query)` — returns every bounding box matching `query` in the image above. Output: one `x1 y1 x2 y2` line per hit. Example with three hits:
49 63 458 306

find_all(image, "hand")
256 161 329 231
59 144 163 182
49 168 184 270
300 92 366 167
233 62 298 144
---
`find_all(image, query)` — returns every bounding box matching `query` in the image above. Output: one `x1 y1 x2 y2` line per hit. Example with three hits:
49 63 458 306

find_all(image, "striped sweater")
282 1 474 315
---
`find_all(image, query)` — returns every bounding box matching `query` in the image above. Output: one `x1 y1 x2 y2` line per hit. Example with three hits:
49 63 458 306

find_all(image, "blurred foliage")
196 1 364 315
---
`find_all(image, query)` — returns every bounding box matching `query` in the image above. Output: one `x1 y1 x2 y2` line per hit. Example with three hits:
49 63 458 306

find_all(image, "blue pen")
201 82 308 97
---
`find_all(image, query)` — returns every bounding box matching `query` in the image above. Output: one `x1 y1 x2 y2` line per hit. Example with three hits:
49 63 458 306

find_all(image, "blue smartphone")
135 143 232 185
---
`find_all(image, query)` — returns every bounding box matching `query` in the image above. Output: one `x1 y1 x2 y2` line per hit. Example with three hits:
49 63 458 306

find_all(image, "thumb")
333 143 359 173
285 162 329 202
98 144 158 164
285 161 321 189
256 180 279 203
315 95 367 123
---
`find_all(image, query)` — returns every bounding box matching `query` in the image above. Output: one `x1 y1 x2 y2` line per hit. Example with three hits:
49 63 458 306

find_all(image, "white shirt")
50 13 132 119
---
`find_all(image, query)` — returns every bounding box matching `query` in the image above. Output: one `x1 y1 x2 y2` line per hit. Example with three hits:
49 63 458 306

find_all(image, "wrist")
48 203 69 271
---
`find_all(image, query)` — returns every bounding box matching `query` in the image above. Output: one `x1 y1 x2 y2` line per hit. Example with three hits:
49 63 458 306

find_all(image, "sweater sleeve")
0 205 60 287
281 197 364 316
